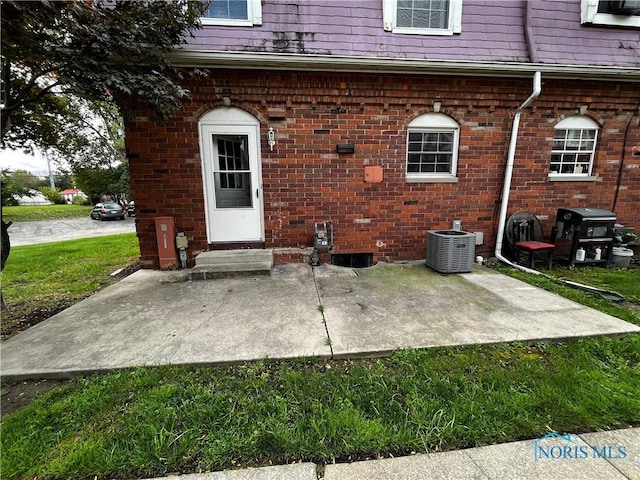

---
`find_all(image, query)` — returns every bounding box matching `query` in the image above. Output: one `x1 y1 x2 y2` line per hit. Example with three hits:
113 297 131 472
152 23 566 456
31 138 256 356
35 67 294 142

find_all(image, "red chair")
505 211 555 270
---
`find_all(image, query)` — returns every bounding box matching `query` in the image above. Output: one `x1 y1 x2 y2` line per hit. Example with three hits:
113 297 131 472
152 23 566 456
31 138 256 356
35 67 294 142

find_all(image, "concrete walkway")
145 427 640 479
1 262 638 379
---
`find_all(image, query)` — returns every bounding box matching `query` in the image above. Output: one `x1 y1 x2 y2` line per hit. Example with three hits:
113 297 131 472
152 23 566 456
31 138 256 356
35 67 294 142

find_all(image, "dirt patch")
1 378 69 418
112 260 141 279
1 298 77 340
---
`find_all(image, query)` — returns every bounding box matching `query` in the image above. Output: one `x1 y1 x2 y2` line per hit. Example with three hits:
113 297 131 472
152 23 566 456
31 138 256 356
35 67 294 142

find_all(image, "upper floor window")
581 0 640 28
383 0 463 35
549 116 599 178
201 0 262 26
406 113 460 182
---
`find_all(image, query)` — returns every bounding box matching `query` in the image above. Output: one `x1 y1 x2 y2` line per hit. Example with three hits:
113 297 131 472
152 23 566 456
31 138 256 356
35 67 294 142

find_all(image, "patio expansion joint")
311 265 334 357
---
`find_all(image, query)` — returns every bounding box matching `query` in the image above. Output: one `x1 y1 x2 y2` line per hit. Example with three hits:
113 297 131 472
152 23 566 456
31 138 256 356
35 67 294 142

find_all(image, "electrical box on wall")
364 166 383 183
154 216 178 269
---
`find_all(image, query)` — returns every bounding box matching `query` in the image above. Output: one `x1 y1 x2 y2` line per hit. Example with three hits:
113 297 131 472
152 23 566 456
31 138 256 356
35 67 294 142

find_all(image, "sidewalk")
145 427 640 479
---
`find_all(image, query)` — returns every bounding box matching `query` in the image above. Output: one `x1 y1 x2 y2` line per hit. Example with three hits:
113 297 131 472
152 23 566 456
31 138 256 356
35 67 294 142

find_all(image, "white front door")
200 109 263 243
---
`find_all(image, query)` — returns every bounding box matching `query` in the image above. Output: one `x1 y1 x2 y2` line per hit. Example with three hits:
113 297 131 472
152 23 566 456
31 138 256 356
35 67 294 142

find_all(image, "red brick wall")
124 70 640 268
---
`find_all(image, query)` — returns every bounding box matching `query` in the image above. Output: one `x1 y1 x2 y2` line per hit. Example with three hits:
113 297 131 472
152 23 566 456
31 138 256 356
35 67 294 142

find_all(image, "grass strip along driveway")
1 237 639 479
2 204 92 223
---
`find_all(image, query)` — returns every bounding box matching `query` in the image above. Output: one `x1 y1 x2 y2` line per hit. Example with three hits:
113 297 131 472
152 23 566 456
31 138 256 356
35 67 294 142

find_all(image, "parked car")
126 201 135 217
90 203 125 221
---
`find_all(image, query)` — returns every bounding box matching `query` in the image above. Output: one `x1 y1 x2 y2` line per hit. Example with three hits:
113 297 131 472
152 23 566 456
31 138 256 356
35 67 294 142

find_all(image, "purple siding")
188 0 529 62
529 3 640 67
185 0 640 68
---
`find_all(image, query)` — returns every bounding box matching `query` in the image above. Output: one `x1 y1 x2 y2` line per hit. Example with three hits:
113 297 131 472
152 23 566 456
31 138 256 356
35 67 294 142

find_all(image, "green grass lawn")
1 338 638 479
1 254 638 479
2 204 92 222
0 233 140 339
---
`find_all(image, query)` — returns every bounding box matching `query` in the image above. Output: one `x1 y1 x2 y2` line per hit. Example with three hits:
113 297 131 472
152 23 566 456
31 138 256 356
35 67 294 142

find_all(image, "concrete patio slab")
1 265 330 379
318 263 639 357
1 262 638 380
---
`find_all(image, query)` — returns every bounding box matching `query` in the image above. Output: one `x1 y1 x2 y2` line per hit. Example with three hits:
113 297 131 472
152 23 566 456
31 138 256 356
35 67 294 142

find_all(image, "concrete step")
195 249 274 265
190 249 273 280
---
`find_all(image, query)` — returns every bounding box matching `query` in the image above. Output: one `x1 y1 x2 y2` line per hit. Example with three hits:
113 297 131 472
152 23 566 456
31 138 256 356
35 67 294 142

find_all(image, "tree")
1 0 207 152
55 99 132 204
1 169 34 206
1 0 206 275
74 160 130 205
52 171 73 191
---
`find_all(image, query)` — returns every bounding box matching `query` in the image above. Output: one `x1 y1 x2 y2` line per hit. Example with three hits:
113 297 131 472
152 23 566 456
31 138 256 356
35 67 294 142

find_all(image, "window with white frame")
406 114 460 181
550 116 599 177
383 0 463 35
580 0 640 28
201 0 262 26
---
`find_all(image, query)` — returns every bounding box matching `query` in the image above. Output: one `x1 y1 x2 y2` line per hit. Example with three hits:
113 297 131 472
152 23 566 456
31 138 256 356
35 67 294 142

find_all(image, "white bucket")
612 247 633 268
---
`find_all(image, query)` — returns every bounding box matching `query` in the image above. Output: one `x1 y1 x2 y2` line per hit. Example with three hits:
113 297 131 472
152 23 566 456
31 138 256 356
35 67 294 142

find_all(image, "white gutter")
169 50 640 82
494 71 542 275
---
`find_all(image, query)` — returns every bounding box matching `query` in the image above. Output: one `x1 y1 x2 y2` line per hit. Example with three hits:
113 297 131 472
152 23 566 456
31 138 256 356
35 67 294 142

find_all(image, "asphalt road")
7 216 137 247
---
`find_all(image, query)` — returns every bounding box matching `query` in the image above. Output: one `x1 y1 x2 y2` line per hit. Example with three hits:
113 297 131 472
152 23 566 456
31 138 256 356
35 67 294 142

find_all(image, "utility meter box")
314 222 333 250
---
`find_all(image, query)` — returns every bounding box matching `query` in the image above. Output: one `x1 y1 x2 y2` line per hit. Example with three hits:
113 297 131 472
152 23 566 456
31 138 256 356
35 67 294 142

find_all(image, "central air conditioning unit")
426 230 476 274
601 0 640 14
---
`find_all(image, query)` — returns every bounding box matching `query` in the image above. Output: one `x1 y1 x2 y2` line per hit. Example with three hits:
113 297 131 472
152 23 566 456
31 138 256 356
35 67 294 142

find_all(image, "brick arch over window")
405 108 465 127
196 104 265 125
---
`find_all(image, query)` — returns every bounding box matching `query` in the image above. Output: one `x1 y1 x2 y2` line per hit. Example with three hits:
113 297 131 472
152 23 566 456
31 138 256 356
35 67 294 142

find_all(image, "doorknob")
256 188 259 198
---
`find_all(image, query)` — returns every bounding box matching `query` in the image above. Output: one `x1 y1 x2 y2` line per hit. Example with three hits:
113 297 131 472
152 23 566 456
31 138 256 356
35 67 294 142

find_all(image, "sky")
0 148 64 178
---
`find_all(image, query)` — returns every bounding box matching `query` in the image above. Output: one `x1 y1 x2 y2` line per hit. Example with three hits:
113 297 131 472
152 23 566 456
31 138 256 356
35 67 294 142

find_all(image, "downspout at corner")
494 71 542 275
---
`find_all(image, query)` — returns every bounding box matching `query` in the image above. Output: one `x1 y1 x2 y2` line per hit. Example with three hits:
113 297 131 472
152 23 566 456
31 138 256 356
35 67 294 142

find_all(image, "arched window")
550 116 599 177
406 113 460 182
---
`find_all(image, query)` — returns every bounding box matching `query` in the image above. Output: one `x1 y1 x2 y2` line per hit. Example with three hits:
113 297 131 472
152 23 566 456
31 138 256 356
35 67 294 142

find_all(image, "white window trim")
406 113 460 181
581 0 640 28
383 0 463 35
549 115 599 179
201 0 262 26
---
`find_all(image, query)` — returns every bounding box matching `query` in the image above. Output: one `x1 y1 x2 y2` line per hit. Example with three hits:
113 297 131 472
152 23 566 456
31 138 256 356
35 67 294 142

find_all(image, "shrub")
72 195 90 206
39 187 65 205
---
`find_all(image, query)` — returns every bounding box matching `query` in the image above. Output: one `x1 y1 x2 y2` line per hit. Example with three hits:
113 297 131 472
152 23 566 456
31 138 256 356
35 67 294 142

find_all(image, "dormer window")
383 0 463 35
201 0 262 26
581 0 640 28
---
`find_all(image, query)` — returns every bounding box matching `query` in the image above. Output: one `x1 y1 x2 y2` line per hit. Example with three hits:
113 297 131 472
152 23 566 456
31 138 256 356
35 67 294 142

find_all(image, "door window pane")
213 135 252 208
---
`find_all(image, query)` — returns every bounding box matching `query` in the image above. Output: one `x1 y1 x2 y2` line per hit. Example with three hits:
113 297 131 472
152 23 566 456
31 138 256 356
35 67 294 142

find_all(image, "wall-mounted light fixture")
267 127 276 151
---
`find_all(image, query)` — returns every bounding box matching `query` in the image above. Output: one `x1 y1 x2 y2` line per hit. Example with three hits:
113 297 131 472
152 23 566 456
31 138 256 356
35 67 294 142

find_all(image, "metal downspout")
494 71 542 275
